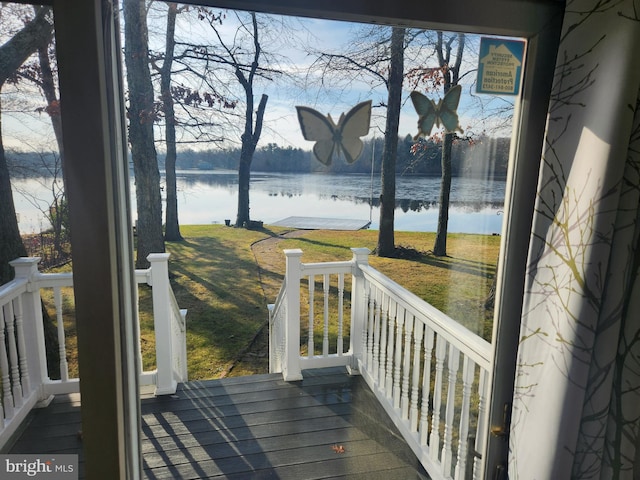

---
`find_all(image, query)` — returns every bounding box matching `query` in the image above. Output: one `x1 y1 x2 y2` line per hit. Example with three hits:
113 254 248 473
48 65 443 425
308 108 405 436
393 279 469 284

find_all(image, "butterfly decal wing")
438 84 463 134
296 101 371 165
337 100 371 164
410 91 437 140
312 140 336 166
296 106 336 165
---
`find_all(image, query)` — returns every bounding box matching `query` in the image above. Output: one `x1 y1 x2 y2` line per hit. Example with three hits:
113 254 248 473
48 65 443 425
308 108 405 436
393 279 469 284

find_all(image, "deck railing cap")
147 253 171 262
350 248 371 262
9 257 41 279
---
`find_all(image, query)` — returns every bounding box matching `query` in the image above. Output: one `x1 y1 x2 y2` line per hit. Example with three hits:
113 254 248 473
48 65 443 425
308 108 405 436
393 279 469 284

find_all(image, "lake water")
13 170 506 235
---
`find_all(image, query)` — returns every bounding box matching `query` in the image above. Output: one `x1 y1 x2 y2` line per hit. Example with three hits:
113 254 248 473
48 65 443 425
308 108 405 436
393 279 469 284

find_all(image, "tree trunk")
38 39 67 258
236 153 251 227
235 93 268 228
0 7 52 86
37 44 64 161
0 6 51 278
433 132 453 256
432 32 464 257
0 117 27 283
377 27 405 257
0 8 59 377
161 3 182 241
124 0 165 267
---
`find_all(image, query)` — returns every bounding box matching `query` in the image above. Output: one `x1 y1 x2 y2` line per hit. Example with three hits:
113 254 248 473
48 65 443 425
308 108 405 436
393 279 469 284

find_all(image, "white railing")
267 278 287 377
269 248 492 480
0 253 187 448
146 254 188 395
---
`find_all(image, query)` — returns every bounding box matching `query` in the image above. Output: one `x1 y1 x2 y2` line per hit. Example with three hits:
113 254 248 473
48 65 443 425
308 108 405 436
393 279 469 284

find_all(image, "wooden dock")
9 367 429 479
271 216 371 231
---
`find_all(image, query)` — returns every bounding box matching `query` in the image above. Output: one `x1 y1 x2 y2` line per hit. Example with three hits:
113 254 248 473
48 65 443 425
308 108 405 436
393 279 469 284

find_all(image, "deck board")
9 367 429 479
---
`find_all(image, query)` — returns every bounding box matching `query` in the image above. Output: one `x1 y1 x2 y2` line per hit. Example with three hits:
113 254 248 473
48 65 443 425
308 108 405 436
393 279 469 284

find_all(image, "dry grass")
252 229 500 338
40 224 499 380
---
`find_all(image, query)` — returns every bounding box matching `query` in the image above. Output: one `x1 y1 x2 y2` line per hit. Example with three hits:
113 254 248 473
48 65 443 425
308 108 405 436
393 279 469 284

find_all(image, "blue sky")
1 5 519 154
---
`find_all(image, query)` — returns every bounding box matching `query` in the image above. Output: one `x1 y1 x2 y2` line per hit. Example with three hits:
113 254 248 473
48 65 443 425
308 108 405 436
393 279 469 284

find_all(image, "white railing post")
349 248 370 374
283 249 303 381
147 253 177 395
9 258 51 404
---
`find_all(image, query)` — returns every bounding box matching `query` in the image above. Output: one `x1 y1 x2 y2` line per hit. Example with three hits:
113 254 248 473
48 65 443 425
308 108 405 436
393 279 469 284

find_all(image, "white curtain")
509 1 640 478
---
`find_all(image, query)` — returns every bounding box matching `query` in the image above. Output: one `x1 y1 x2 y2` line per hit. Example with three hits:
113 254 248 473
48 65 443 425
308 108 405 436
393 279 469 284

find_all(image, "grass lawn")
42 224 500 381
169 225 500 379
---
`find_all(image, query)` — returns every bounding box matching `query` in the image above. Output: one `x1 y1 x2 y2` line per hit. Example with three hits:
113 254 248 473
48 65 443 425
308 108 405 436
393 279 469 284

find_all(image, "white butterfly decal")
410 84 464 140
296 101 372 165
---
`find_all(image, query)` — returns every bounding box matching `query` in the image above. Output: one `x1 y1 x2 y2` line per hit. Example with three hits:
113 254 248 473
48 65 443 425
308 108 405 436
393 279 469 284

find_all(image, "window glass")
6 4 525 341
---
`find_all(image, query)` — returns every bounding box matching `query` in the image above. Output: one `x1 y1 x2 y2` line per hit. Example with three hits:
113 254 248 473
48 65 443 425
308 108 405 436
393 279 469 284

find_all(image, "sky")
1 4 520 155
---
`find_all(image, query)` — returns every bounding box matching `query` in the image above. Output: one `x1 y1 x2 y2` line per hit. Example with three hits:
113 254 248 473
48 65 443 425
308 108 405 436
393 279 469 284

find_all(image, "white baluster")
136 277 143 375
378 294 388 388
12 297 30 397
4 302 23 406
473 369 489 480
420 327 435 445
454 356 476 480
337 273 344 356
410 318 424 431
401 312 414 420
308 275 315 357
372 289 382 383
441 344 460 477
393 306 404 409
323 274 330 356
365 284 375 369
0 307 14 419
430 335 447 461
54 287 69 381
385 300 396 397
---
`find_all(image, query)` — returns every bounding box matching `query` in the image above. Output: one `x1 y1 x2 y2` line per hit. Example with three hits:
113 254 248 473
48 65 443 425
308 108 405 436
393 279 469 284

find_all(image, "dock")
271 216 371 231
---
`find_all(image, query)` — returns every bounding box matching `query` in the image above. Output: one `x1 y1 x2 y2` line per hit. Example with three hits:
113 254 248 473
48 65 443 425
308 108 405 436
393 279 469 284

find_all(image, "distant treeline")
168 135 511 177
7 135 510 178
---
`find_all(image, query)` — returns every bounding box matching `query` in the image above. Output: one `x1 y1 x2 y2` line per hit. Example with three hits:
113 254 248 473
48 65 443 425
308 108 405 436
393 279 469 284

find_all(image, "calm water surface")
14 170 506 235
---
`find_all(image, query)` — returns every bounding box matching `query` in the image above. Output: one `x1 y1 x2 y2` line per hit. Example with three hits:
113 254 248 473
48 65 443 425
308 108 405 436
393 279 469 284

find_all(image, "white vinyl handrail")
269 247 492 480
0 254 187 449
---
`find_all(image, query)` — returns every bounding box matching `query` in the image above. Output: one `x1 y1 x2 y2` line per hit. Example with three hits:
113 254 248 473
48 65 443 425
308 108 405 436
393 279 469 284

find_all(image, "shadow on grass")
382 246 496 280
166 235 269 377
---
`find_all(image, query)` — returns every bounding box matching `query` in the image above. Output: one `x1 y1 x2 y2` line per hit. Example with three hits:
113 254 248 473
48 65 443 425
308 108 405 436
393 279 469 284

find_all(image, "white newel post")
283 249 303 381
147 253 177 395
9 258 51 404
349 248 370 375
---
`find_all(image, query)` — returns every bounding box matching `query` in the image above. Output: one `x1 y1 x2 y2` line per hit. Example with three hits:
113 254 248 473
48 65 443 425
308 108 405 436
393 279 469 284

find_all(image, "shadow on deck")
9 367 429 479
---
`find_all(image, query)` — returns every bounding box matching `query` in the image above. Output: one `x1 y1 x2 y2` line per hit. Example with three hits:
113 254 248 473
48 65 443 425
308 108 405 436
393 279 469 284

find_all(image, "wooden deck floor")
9 367 429 479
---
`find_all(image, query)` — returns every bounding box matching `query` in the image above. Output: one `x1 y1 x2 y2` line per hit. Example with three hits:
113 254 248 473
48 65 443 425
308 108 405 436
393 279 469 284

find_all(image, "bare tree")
407 31 466 257
158 2 182 241
8 10 67 260
0 5 53 282
0 5 60 378
147 4 240 238
188 10 276 227
308 26 422 256
377 27 405 257
123 0 165 268
233 13 268 228
432 32 465 257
